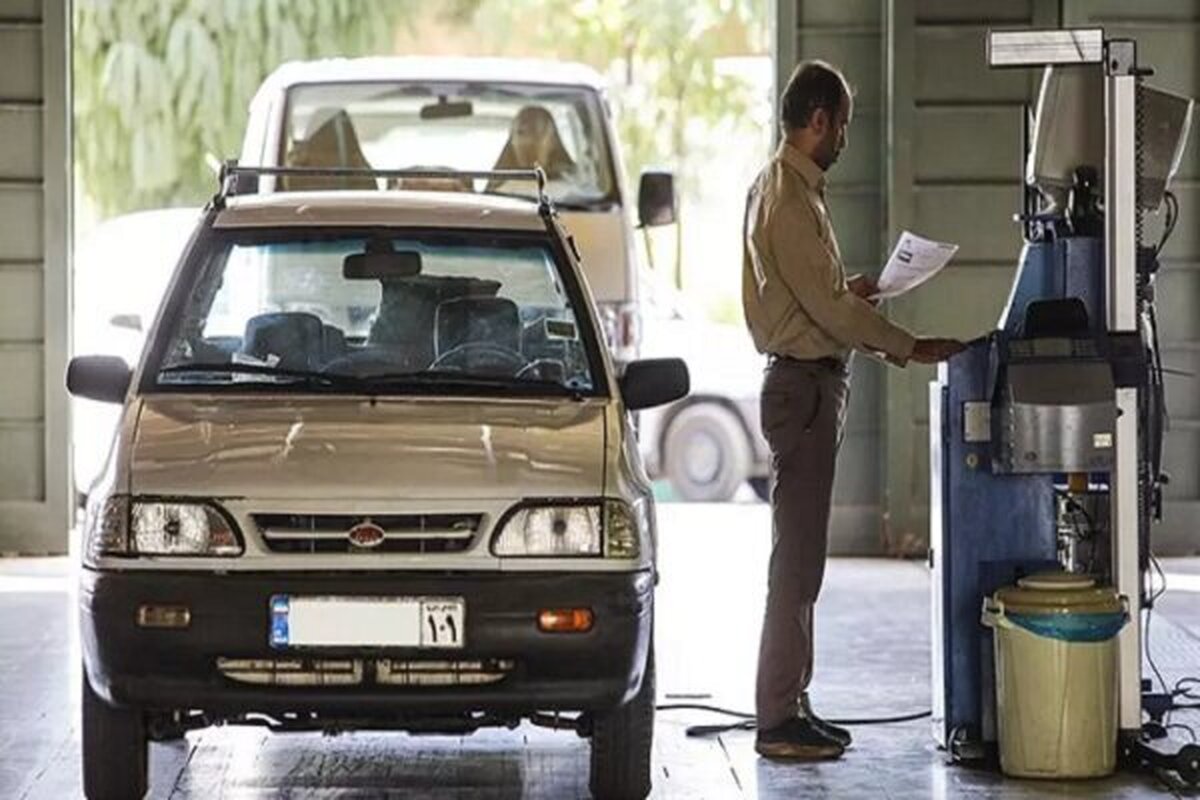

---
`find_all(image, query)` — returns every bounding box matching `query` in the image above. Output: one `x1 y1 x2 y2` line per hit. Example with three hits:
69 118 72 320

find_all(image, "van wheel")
749 476 771 502
663 404 750 502
82 670 147 800
589 648 655 800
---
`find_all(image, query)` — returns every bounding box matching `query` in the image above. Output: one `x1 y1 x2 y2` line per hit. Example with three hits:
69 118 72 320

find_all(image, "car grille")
217 657 515 687
376 659 515 687
217 657 363 686
253 513 482 554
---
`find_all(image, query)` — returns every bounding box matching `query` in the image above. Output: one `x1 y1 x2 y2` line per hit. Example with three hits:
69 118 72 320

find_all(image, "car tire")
82 670 147 800
589 648 655 800
749 476 771 503
663 403 751 502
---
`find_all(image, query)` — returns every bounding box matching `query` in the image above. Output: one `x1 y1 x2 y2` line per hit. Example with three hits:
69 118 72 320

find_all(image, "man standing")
743 60 964 761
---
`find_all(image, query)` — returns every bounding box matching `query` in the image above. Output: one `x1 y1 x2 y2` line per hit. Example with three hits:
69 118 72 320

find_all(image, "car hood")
130 396 607 500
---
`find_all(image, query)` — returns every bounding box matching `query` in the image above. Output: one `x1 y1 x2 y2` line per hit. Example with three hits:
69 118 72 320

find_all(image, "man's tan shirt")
742 142 916 365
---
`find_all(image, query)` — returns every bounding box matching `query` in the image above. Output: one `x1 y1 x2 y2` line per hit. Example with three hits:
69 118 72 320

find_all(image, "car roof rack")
211 161 551 214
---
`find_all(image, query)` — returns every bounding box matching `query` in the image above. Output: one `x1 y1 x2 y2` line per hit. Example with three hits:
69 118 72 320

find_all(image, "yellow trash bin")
981 572 1127 779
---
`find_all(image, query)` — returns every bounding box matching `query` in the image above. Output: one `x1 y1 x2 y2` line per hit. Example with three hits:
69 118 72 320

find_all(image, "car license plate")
269 595 465 649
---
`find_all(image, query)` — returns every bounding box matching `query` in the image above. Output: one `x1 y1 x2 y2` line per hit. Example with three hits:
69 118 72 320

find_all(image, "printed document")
873 230 958 299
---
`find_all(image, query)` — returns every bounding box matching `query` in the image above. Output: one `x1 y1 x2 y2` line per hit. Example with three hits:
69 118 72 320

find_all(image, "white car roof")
214 190 549 232
254 57 607 101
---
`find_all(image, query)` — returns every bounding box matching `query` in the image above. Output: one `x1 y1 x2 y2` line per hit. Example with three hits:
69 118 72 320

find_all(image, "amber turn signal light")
537 608 594 633
136 604 191 629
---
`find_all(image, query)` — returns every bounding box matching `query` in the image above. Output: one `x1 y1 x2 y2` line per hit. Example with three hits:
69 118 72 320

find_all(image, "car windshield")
149 229 601 397
280 81 617 207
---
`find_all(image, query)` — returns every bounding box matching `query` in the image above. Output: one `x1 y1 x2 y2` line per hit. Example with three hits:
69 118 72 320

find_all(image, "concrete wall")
0 0 70 554
775 0 890 554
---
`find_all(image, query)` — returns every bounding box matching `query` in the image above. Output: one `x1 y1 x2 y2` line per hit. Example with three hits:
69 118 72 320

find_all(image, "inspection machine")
930 28 1200 785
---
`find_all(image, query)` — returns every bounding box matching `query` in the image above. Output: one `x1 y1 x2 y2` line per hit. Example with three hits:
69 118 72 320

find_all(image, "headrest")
435 296 521 356
283 108 375 191
241 312 326 371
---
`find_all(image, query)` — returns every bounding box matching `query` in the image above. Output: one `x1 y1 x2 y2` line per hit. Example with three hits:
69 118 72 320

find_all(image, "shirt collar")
776 142 826 192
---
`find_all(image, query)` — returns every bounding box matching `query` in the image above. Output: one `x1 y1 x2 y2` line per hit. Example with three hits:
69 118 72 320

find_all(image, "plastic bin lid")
994 571 1123 615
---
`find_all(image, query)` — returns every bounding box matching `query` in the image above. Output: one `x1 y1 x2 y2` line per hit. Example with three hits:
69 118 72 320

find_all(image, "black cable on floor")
655 703 932 738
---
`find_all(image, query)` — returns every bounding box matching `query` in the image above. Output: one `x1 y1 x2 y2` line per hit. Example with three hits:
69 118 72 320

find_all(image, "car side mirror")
620 358 689 411
67 355 132 405
637 170 676 227
109 313 142 332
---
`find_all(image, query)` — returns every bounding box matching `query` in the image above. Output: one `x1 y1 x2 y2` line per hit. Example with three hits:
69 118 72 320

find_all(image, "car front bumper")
81 568 653 719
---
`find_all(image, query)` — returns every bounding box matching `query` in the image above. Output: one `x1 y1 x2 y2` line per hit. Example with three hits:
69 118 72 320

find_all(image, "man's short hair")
780 61 851 132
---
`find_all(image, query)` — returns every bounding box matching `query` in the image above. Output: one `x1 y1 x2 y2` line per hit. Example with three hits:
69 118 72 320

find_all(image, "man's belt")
766 353 846 373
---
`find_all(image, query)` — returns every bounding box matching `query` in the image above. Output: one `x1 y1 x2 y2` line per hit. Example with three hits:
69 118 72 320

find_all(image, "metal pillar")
1103 39 1143 735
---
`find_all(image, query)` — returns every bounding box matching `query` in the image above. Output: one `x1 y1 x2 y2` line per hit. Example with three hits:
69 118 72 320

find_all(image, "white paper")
873 230 959 299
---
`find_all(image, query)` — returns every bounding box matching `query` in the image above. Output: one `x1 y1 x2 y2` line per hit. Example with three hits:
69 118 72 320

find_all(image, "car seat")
282 108 376 191
369 276 503 369
434 296 522 359
240 312 326 371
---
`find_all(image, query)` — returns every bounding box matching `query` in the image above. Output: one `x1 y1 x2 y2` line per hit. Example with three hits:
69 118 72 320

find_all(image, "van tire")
749 476 771 502
663 403 750 502
589 648 655 800
82 670 147 800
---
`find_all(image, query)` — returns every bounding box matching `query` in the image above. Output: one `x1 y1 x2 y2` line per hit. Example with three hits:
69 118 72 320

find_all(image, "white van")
237 57 677 365
68 167 689 800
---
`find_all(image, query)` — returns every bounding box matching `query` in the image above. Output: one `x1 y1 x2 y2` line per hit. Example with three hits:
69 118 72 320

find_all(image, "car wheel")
82 669 147 800
663 403 751 502
749 476 771 503
589 648 655 800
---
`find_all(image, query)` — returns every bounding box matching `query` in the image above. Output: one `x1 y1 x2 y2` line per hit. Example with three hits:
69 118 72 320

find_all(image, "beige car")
67 167 688 800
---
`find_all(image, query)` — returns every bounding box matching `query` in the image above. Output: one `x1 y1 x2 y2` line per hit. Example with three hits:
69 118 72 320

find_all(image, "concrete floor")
2 502 1198 798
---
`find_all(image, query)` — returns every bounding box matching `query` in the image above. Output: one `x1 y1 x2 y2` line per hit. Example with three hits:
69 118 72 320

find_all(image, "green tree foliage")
74 0 416 217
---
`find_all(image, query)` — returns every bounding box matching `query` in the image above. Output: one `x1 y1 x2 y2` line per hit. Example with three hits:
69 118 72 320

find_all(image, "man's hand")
847 274 879 301
910 337 967 364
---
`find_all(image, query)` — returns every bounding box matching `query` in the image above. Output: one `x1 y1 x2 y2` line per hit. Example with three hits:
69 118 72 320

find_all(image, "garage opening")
70 0 773 509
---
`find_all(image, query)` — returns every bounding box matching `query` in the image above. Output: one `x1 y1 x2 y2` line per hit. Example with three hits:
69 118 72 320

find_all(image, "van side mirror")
67 356 132 405
620 358 689 411
637 170 676 227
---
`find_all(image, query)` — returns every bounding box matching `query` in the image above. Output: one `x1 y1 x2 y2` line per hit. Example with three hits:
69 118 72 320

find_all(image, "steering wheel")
515 358 567 381
321 348 411 375
430 342 526 373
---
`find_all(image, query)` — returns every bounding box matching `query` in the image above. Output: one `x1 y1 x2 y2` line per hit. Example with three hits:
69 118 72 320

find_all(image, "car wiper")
362 370 588 400
157 362 360 388
158 364 590 399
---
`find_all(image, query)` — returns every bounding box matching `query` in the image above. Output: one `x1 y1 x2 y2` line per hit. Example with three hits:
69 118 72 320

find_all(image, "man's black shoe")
800 695 853 748
809 715 852 748
755 717 844 761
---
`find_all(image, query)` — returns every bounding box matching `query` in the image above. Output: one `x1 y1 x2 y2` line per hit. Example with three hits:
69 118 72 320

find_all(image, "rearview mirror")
620 358 689 411
66 355 132 405
344 250 423 280
419 99 475 120
109 313 142 332
638 170 676 227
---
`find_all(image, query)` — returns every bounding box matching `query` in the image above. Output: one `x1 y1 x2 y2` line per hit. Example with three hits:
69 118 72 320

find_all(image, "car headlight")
84 496 243 563
492 499 642 559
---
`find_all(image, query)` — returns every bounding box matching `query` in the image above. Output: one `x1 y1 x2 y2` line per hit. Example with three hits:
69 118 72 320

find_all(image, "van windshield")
280 82 618 208
148 229 603 397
